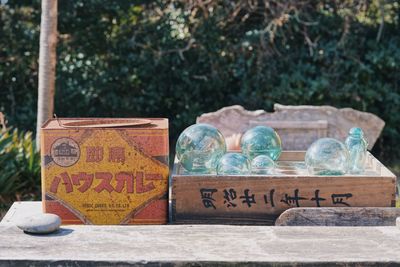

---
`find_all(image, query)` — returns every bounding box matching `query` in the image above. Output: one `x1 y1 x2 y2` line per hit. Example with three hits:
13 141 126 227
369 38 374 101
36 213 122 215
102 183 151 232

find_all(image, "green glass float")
251 155 275 175
176 123 226 174
216 152 251 175
345 127 368 174
305 138 349 175
240 126 282 161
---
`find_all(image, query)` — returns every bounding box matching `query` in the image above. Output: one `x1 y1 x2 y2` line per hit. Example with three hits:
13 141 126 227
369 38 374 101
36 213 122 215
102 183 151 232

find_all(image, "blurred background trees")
0 0 399 208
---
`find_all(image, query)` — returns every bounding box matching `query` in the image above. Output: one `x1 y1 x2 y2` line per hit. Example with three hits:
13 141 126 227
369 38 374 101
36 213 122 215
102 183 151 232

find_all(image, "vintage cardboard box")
41 118 169 224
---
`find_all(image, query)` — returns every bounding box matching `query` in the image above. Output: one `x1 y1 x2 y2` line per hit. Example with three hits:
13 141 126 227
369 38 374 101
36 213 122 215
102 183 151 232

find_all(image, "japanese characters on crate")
175 124 368 176
199 183 354 211
41 118 169 225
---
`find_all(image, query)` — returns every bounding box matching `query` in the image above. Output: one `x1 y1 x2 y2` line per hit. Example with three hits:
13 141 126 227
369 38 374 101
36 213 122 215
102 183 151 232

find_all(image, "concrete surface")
1 202 400 266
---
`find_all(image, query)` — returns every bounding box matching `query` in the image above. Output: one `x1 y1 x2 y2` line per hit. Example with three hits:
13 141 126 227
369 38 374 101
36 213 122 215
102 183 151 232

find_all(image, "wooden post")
36 0 58 150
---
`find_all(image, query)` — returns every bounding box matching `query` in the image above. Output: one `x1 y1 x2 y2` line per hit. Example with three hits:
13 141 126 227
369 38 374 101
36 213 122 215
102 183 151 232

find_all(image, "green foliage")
0 0 399 164
0 127 41 207
0 0 40 128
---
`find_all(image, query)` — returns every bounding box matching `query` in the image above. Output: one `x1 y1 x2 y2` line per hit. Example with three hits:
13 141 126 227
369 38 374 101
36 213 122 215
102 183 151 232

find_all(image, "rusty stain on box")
41 118 169 225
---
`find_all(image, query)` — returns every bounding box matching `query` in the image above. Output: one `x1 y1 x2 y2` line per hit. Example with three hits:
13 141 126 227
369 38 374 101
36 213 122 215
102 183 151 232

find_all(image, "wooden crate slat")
275 207 400 226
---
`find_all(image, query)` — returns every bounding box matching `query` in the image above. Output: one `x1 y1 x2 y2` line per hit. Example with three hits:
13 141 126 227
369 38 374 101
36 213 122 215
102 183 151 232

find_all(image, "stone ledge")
1 202 400 266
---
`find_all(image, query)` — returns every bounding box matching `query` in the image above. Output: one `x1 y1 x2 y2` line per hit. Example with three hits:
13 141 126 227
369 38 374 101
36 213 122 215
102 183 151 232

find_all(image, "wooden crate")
171 151 396 225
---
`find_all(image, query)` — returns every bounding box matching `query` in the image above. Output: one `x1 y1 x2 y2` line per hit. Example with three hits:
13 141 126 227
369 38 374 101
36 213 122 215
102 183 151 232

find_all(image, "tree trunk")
36 0 58 150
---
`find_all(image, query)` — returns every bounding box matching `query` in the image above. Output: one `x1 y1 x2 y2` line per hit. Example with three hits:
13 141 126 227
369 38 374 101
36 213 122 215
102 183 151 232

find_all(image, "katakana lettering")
50 176 61 193
115 172 134 193
136 171 155 193
50 172 73 193
49 171 161 194
93 172 114 193
145 173 163 180
71 172 94 193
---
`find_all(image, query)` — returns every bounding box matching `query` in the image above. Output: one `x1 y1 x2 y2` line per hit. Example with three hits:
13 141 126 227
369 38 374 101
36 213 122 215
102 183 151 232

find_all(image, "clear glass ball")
251 155 275 175
240 126 282 161
305 138 349 175
176 123 226 173
216 153 251 175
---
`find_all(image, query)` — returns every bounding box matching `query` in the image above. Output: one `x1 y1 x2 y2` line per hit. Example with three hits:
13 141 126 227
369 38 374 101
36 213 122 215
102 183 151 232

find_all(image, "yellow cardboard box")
41 118 169 224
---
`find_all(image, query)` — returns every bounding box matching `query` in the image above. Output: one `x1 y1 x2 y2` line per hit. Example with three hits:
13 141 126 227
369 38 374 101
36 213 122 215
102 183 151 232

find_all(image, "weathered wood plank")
275 207 400 226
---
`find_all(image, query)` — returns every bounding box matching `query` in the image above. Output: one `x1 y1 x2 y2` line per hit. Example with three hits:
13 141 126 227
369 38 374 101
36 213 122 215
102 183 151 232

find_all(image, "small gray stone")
17 213 61 234
396 217 400 227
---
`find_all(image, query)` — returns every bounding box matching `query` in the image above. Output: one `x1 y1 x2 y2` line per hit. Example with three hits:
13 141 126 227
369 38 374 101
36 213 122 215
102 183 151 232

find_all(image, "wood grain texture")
171 152 396 225
275 207 400 226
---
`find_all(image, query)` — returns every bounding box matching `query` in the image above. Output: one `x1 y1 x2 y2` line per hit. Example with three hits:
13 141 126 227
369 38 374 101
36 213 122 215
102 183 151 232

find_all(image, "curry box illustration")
41 118 169 225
